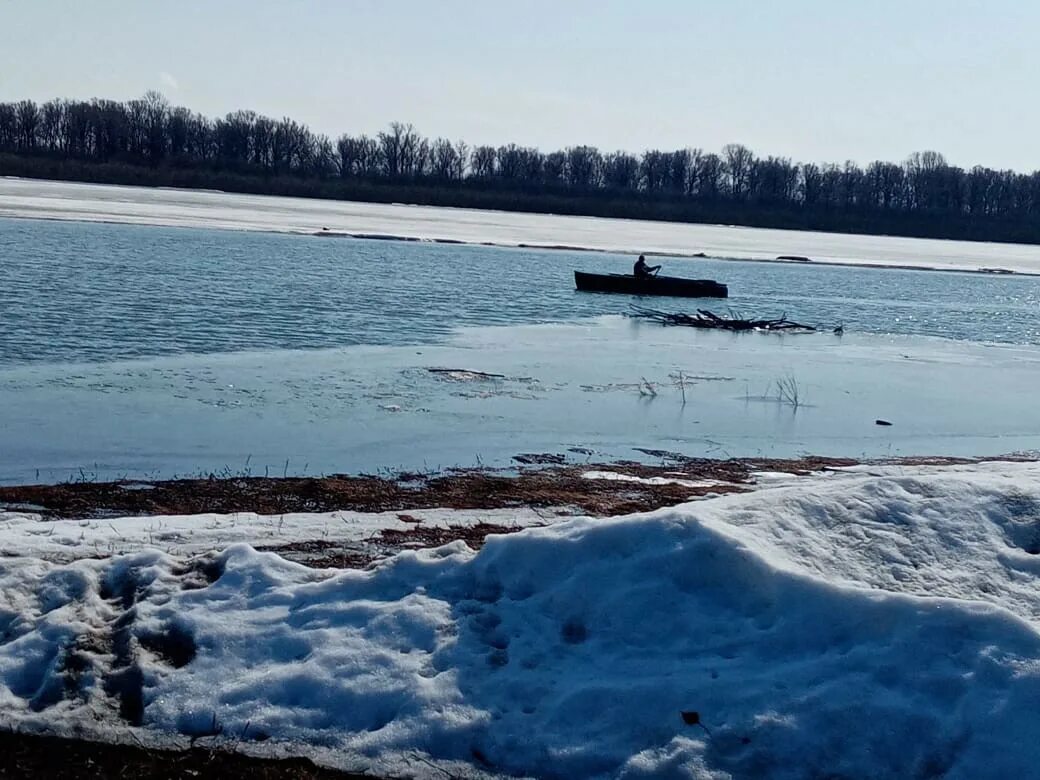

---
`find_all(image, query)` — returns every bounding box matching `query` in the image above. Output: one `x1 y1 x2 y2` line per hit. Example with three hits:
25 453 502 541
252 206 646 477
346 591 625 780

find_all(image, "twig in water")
639 377 658 397
775 375 801 409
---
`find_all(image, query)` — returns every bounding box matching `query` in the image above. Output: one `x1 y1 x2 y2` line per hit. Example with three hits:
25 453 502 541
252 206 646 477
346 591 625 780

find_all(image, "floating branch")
426 368 506 380
629 307 817 333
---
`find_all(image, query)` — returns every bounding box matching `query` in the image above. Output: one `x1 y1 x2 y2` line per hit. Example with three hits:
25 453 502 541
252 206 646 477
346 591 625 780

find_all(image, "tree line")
3 91 1040 243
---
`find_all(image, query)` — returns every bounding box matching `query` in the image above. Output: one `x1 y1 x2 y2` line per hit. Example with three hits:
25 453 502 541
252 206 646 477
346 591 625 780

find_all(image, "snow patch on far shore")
6 178 1040 274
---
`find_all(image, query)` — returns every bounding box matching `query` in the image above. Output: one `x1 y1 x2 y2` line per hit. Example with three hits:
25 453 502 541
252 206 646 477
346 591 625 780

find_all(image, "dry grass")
0 455 928 523
0 457 792 520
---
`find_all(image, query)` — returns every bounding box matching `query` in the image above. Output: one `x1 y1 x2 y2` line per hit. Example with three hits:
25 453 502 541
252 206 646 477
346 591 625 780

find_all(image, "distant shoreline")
311 228 1033 277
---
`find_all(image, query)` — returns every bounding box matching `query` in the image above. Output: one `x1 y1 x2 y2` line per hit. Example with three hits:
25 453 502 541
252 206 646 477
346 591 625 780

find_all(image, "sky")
1 0 1038 171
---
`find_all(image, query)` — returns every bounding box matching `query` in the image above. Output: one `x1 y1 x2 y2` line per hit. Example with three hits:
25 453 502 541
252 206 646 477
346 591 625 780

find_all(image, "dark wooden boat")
574 271 728 298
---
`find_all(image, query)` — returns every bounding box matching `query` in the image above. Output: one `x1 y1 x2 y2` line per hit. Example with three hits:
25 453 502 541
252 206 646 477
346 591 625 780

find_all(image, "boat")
574 271 728 298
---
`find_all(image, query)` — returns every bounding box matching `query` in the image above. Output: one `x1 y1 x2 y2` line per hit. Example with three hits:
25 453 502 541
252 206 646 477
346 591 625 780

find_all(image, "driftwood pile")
630 307 816 333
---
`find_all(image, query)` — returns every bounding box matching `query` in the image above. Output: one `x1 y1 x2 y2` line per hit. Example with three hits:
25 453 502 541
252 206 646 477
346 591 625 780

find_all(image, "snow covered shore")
2 460 1040 778
6 177 1040 274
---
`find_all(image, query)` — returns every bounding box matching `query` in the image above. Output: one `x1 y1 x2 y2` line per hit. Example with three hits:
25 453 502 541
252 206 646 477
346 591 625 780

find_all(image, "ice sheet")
3 318 1039 485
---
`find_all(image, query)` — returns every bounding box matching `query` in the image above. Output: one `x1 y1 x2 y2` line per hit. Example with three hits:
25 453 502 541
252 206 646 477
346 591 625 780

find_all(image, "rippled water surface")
4 212 1040 482
4 217 1040 366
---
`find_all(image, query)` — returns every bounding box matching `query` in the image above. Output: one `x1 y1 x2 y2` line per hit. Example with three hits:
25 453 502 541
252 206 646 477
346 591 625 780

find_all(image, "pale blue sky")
1 0 1037 170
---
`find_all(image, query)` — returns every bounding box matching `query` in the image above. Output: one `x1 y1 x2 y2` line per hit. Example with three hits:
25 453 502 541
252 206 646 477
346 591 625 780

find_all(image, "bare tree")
16 100 39 150
39 100 64 151
251 116 274 169
603 151 639 191
336 134 379 177
695 153 723 200
666 149 692 195
142 91 169 163
378 121 420 178
640 150 669 194
541 150 565 186
723 143 754 199
311 134 335 177
470 145 496 179
453 140 469 179
497 143 523 181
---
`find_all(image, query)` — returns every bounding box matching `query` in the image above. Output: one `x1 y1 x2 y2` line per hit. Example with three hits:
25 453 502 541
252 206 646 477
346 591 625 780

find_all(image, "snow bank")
3 463 1040 778
699 460 1040 622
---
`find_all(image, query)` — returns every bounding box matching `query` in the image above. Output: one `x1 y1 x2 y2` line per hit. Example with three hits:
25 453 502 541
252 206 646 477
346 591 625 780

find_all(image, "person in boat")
634 254 662 279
